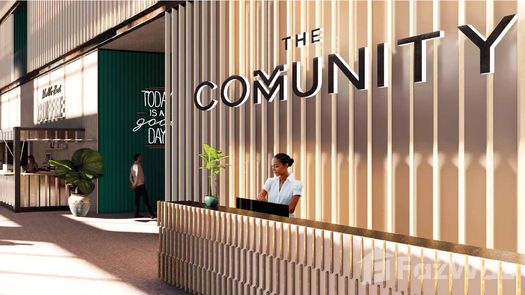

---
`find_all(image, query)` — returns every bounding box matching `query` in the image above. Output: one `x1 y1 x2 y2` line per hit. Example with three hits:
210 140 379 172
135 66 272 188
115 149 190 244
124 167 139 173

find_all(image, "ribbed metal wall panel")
27 0 158 73
0 14 13 88
165 0 523 253
13 2 27 79
98 50 164 213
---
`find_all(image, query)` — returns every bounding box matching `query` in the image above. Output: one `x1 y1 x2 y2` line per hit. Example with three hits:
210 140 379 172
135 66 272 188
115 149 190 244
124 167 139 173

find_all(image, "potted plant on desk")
49 148 104 217
198 144 228 209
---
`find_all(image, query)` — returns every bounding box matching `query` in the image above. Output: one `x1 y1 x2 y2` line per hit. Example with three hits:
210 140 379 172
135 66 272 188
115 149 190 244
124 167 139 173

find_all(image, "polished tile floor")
0 207 188 295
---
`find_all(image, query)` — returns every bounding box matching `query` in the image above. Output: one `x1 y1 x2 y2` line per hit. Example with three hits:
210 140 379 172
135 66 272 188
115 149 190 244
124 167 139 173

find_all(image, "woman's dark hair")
134 153 141 161
274 153 294 167
28 155 35 162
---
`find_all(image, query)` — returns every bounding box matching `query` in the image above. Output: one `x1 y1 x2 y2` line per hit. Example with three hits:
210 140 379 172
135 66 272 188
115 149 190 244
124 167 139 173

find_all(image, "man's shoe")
134 214 143 218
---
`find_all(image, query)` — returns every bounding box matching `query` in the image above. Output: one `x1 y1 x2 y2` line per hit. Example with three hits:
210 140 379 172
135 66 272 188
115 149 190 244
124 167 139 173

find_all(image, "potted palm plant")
49 148 104 217
198 144 228 208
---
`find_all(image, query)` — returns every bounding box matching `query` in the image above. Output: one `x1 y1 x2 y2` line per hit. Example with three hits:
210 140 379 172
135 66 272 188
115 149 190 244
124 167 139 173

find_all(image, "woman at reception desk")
256 153 303 215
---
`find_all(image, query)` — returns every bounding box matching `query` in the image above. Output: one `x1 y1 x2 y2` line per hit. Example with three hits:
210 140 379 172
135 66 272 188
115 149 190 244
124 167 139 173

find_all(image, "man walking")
130 153 156 218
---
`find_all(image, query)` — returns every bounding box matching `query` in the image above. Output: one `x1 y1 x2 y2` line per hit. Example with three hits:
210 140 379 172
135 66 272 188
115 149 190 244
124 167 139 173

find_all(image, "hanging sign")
37 84 66 124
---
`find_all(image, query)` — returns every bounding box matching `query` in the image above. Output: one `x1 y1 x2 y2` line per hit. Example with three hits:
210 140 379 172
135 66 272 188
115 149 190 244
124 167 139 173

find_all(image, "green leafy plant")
49 148 104 195
197 144 228 196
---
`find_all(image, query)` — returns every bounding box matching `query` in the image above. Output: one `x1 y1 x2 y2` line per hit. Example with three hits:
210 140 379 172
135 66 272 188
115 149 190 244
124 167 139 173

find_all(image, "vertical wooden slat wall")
518 0 525 256
26 0 157 73
165 0 524 254
164 10 172 202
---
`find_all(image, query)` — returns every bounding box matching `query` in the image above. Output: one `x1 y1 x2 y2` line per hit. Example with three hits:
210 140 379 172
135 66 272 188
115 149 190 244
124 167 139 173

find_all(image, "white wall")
29 51 99 210
32 51 98 128
0 86 19 131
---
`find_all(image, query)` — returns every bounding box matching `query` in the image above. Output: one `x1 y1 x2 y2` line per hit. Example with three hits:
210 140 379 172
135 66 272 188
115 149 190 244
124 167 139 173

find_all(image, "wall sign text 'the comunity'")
193 14 517 112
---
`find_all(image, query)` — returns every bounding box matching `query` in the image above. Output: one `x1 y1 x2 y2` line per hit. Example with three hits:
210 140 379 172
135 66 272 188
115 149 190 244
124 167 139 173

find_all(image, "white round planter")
68 194 91 217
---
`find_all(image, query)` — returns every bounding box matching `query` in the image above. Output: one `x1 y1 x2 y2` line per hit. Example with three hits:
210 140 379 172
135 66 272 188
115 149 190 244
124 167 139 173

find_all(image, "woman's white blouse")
263 174 303 205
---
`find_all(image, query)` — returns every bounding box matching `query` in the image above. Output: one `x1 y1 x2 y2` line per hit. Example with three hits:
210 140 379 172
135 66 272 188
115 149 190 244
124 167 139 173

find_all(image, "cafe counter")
0 171 15 208
0 170 68 210
158 201 525 295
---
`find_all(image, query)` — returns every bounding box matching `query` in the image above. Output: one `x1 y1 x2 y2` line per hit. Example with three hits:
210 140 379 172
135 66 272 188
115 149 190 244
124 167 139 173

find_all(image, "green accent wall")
14 1 27 76
98 50 165 213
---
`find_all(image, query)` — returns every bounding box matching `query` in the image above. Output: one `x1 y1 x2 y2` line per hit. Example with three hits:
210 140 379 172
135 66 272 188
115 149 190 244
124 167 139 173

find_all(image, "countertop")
166 200 525 265
0 171 57 176
22 171 56 176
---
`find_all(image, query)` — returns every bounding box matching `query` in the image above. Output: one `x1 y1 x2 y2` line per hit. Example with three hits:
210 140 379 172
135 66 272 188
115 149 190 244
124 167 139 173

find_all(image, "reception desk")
158 201 525 294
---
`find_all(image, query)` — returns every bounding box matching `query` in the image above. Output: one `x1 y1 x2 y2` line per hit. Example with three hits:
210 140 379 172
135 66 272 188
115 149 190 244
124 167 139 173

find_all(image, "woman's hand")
256 190 268 201
288 195 300 213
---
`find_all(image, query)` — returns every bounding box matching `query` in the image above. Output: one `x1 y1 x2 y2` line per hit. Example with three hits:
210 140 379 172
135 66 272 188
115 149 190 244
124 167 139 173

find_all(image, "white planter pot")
68 194 91 217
